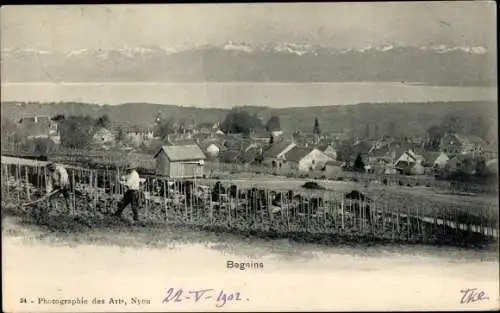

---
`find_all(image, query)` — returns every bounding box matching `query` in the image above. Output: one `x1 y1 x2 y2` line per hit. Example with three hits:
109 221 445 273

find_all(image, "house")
121 126 154 146
262 141 297 168
284 147 334 172
439 133 487 155
484 140 498 160
18 115 58 140
486 158 498 175
421 151 449 169
324 160 343 176
92 127 115 144
240 146 263 166
220 150 241 164
393 149 426 175
205 143 220 158
315 143 338 160
153 144 206 178
197 122 214 135
250 128 271 144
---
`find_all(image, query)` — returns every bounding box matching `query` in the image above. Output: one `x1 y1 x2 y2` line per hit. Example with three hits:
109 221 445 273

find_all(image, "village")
2 108 498 187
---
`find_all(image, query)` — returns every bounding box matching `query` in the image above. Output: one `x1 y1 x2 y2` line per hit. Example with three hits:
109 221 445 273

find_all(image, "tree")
424 125 446 150
51 114 66 122
313 117 321 134
220 108 263 134
1 116 23 149
265 116 281 132
23 138 57 155
157 117 176 140
59 116 95 149
117 128 126 141
95 114 111 129
353 153 365 172
336 140 354 162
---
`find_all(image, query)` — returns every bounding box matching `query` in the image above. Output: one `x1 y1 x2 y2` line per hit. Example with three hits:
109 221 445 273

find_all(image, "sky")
1 2 496 51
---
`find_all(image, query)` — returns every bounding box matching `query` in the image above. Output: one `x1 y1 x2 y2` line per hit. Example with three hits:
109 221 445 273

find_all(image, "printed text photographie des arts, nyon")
1 2 498 312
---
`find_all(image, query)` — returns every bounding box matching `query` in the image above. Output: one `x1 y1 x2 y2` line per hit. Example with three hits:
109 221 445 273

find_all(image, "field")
1 156 498 248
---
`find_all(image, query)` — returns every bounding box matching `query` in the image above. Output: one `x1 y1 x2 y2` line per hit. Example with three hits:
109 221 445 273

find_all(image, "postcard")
1 2 498 312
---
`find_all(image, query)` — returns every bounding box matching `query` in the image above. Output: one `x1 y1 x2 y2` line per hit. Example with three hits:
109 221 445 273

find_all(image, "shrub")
382 178 388 185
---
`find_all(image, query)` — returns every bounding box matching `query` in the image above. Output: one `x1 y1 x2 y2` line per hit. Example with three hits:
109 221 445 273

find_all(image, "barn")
153 144 206 178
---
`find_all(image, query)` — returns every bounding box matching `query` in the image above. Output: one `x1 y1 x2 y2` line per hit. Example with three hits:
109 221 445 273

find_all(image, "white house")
284 147 334 172
433 152 450 169
205 143 220 157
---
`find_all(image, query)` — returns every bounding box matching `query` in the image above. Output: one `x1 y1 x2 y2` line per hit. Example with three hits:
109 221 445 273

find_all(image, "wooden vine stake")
72 169 76 216
25 166 31 201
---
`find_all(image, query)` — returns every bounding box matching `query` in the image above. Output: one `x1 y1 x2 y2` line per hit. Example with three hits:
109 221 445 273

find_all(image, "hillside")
1 101 497 140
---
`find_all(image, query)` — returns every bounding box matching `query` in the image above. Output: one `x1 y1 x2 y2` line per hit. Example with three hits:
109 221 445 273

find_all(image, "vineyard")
1 156 498 247
2 148 498 195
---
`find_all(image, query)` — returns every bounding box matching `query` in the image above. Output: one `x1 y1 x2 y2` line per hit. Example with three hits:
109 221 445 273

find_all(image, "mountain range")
1 42 496 86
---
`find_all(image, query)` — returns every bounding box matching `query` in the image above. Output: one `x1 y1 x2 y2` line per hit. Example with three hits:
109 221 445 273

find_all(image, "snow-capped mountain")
1 42 495 86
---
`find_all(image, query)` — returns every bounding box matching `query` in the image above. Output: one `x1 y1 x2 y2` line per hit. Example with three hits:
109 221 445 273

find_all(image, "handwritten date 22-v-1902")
162 288 249 308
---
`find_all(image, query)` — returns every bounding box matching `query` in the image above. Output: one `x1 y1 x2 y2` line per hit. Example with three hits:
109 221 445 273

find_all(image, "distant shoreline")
1 82 496 108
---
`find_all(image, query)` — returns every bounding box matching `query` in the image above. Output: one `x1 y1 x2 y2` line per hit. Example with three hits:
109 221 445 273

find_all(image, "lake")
1 82 497 108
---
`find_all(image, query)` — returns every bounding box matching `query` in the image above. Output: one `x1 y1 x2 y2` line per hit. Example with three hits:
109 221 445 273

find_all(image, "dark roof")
314 144 331 152
224 139 253 151
394 160 414 171
154 144 206 161
285 147 313 162
240 146 261 164
448 154 475 163
252 128 270 138
220 150 240 163
263 141 294 158
421 152 442 163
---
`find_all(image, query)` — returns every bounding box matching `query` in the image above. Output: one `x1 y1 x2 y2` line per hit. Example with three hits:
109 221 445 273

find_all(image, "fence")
3 148 497 195
205 161 499 194
1 156 498 246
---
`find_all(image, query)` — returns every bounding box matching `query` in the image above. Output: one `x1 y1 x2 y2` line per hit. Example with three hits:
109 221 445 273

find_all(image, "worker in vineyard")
113 165 143 221
46 162 72 213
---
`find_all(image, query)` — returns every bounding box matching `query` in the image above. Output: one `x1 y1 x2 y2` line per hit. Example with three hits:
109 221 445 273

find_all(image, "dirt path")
2 216 499 312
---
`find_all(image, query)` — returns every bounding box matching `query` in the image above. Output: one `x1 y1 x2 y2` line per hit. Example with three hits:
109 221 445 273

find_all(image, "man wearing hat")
46 162 72 213
113 164 143 221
